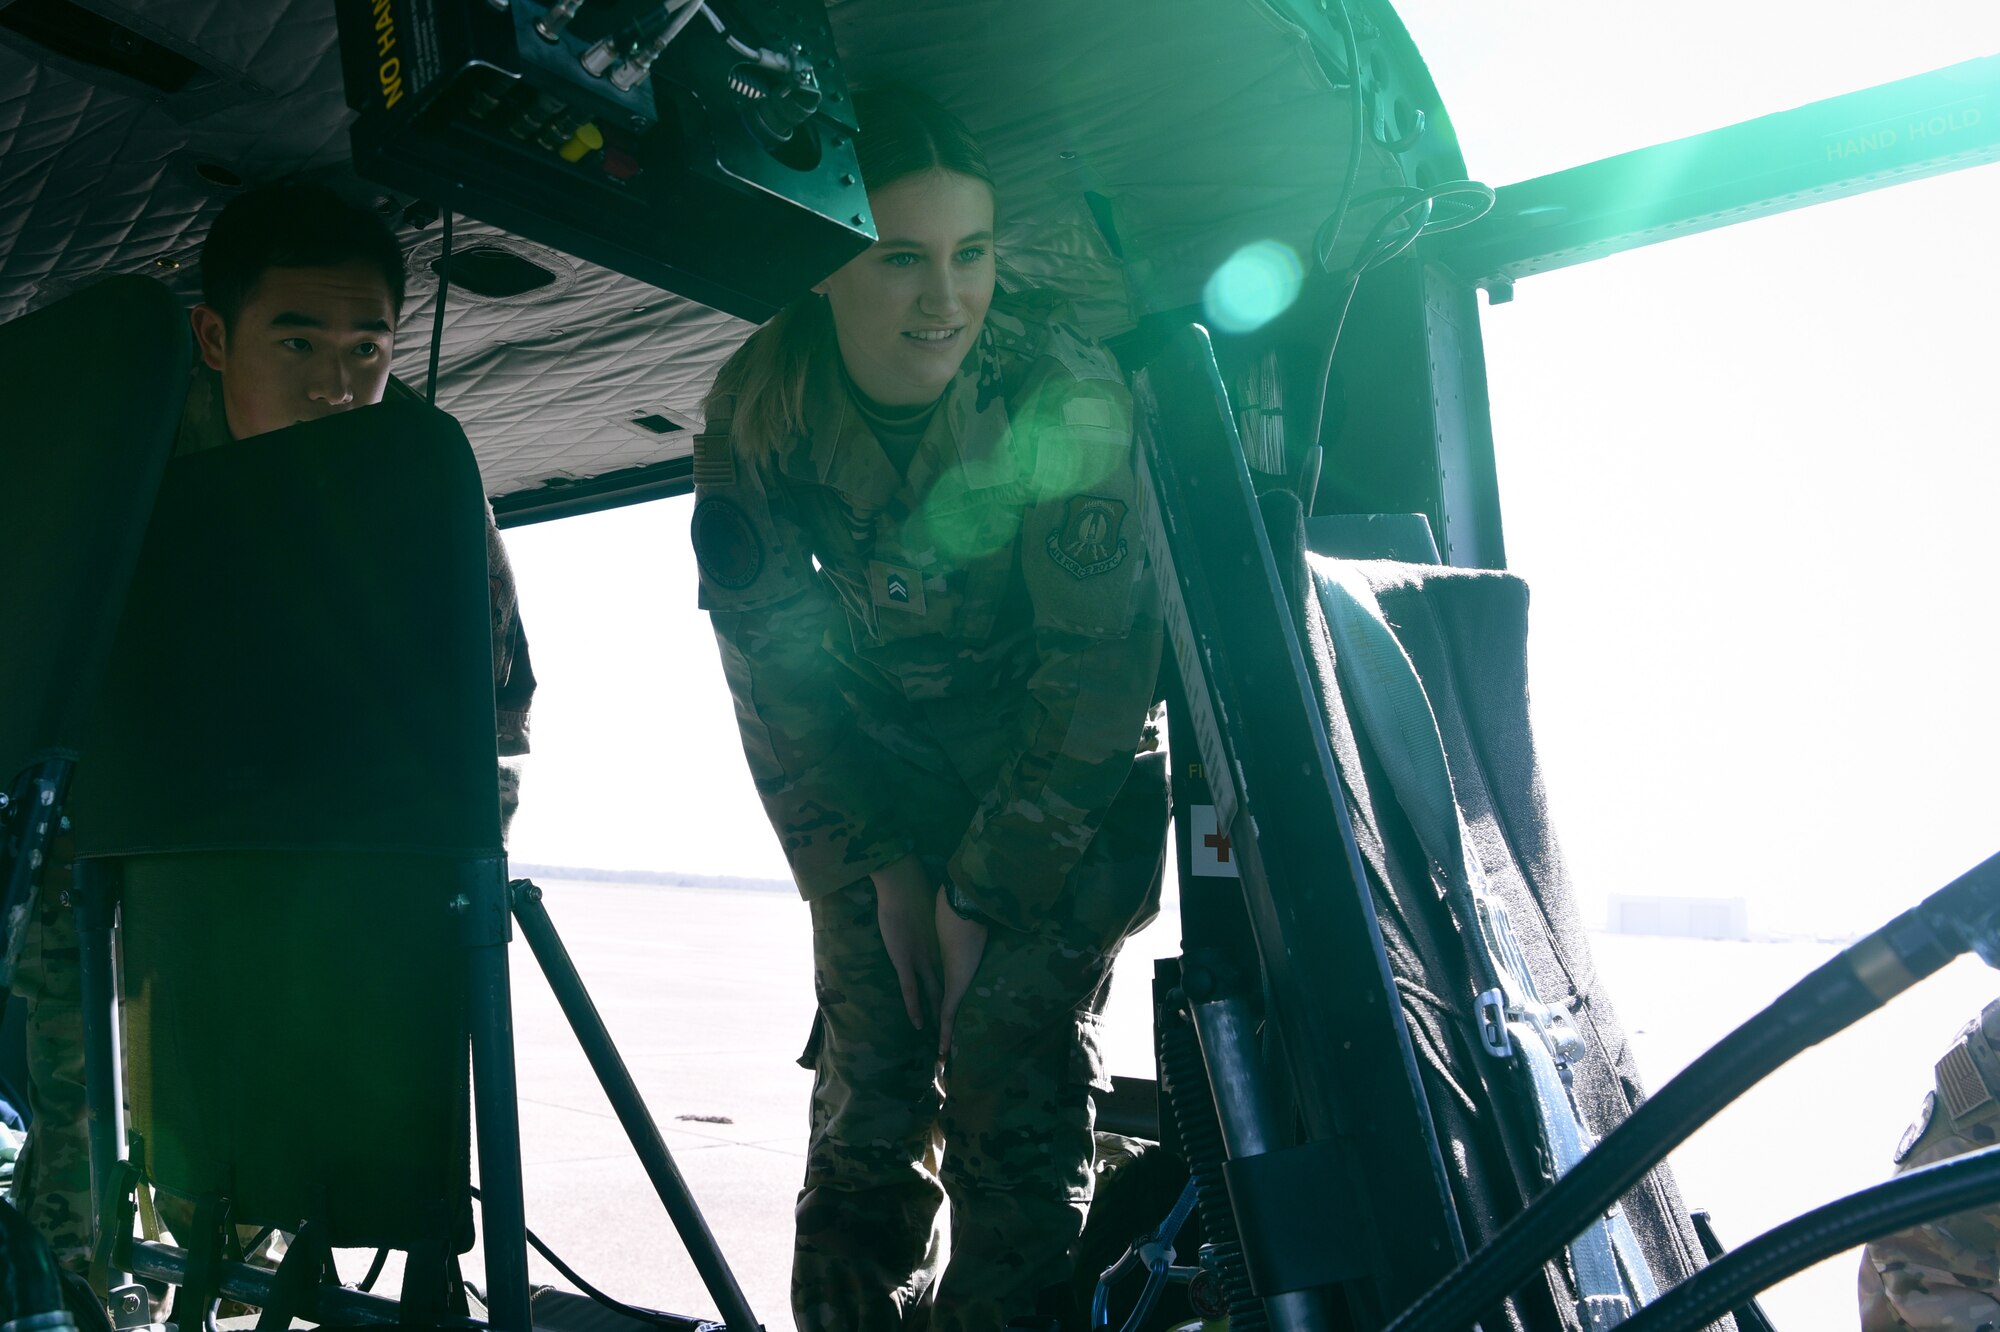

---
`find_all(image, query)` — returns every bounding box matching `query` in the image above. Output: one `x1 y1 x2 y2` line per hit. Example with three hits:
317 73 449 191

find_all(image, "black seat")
0 275 189 942
1286 487 1718 1317
67 401 503 1264
1135 325 1717 1327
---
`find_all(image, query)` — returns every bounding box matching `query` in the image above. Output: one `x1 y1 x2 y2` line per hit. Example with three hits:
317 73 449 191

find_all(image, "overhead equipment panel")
337 0 874 321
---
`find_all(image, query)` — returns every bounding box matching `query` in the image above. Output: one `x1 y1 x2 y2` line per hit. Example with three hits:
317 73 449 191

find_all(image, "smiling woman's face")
815 169 997 408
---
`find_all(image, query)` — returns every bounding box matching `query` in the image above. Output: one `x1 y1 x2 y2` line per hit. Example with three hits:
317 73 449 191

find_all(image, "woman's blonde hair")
711 85 995 456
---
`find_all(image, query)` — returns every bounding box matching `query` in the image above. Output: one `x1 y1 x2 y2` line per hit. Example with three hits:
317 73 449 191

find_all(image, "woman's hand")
871 855 942 1031
934 889 989 1061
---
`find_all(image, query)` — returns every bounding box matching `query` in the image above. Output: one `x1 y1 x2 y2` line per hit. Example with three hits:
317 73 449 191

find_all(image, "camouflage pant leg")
6 858 94 1275
795 885 948 1332
930 753 1169 1332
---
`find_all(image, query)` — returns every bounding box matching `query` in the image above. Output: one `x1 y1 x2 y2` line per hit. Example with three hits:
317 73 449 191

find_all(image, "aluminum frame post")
459 860 532 1332
510 879 761 1332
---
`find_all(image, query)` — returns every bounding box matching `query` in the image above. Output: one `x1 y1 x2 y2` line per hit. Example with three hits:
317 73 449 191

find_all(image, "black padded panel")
0 275 189 776
69 401 501 857
1359 564 1718 1312
1295 557 1724 1327
118 851 471 1249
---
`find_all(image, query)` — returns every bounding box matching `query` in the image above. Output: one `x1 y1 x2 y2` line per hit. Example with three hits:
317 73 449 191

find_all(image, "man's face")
191 259 398 440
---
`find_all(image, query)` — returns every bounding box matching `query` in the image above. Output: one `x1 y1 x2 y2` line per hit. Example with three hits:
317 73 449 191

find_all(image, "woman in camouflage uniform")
691 88 1169 1331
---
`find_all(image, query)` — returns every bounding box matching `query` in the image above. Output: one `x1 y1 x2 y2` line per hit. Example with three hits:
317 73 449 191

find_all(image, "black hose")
1308 180 1494 449
1385 849 2000 1332
1618 1142 2000 1332
465 1185 685 1330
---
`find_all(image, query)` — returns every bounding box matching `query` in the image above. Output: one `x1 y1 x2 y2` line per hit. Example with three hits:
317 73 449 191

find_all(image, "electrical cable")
357 1247 390 1294
664 0 708 45
608 0 708 91
592 0 695 67
466 1185 686 1331
1311 0 1364 275
427 209 451 405
1615 1143 2000 1332
699 4 776 65
1307 179 1496 446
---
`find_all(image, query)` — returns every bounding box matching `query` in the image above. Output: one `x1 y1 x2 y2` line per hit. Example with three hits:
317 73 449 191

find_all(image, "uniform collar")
172 366 424 457
174 363 232 457
796 326 1015 509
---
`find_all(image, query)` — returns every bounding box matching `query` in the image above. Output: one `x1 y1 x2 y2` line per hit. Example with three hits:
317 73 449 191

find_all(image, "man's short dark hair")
200 183 407 329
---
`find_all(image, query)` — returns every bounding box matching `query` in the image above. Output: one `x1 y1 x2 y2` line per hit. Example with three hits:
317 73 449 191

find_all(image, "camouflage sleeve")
484 502 535 839
943 369 1164 931
692 419 913 896
1859 999 2000 1331
488 507 535 759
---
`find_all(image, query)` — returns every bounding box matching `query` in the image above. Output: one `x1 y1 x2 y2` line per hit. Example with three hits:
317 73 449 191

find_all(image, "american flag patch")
1938 1039 1994 1122
692 434 736 489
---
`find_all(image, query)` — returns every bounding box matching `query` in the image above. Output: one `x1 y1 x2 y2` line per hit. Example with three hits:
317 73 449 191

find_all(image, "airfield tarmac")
406 878 2000 1331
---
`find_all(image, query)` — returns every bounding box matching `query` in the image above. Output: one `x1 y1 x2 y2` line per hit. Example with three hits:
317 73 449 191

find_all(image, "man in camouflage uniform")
1860 997 2000 1330
4 184 535 1274
695 289 1168 1330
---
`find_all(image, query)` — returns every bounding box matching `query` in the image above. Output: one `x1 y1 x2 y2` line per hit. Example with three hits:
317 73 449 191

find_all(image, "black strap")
254 1221 331 1332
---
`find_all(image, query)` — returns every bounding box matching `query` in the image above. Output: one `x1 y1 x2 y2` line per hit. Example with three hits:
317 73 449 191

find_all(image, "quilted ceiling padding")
0 0 1434 508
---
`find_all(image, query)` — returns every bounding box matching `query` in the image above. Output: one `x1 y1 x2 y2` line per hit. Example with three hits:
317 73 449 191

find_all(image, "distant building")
1604 894 1751 940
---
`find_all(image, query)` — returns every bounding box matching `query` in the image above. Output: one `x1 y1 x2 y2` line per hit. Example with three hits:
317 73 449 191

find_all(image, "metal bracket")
451 859 513 947
1475 988 1511 1058
107 1284 152 1330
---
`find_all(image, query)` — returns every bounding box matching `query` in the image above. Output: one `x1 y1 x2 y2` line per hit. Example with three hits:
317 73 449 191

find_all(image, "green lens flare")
1202 240 1304 334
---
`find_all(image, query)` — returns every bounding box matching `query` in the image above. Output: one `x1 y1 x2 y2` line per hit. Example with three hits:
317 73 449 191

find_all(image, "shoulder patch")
1047 495 1129 579
692 433 736 488
1061 394 1122 432
1042 323 1120 383
1938 1036 1997 1122
692 497 763 590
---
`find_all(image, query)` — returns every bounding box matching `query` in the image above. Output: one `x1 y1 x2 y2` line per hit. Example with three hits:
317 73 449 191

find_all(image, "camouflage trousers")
6 858 93 1276
793 752 1169 1332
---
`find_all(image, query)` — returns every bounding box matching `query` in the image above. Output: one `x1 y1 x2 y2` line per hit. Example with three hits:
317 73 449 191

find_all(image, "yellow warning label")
371 0 404 109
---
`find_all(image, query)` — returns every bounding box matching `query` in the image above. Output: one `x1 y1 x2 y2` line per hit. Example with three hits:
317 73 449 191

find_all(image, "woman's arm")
696 426 913 895
943 371 1166 932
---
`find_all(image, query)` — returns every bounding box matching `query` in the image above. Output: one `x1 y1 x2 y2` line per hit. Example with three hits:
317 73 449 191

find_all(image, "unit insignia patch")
1047 494 1128 579
692 497 763 590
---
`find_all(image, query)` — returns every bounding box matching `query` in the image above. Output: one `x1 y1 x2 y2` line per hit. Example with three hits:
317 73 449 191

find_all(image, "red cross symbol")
1203 830 1232 863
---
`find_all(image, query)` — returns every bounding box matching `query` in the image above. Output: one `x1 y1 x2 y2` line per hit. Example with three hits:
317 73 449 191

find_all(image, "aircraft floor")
394 877 1172 1329
325 880 1997 1331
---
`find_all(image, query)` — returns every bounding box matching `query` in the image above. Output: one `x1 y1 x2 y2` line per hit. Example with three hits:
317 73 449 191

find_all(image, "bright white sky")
501 5 2000 941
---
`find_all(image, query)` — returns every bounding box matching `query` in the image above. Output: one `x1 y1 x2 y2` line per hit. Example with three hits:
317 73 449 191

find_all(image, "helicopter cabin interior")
1 1 1997 1330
